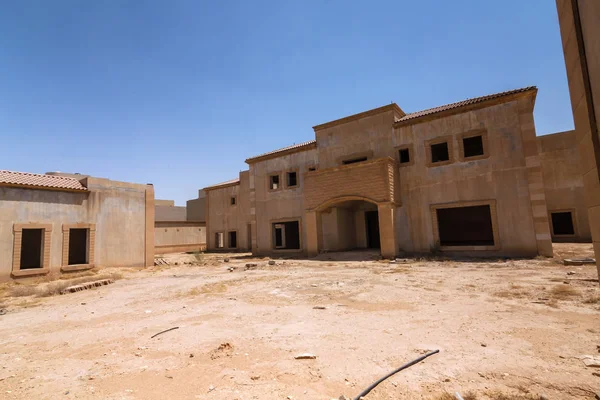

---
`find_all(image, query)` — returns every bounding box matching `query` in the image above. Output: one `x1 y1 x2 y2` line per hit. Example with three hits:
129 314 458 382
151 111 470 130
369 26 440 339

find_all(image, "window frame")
268 173 281 191
61 223 96 272
285 169 299 189
425 136 454 167
548 209 578 238
395 144 414 167
430 200 500 251
230 196 237 206
458 129 489 162
12 223 52 277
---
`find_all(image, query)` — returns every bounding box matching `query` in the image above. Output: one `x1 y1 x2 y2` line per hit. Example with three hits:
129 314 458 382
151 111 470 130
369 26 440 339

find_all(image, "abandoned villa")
0 86 594 281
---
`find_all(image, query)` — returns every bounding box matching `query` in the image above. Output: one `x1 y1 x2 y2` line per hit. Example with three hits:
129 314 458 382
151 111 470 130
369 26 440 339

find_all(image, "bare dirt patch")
0 244 598 399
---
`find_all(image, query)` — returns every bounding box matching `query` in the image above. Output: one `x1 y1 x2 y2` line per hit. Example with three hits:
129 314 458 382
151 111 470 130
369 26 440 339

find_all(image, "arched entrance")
305 196 397 259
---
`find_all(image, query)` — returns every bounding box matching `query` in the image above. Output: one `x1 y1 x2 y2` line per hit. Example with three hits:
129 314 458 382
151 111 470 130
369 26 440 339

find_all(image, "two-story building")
204 87 578 259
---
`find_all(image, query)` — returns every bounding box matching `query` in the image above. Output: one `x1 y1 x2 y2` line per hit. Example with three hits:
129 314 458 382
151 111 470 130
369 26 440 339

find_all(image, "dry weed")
186 282 228 296
549 284 579 299
494 282 530 299
486 391 545 400
583 294 600 304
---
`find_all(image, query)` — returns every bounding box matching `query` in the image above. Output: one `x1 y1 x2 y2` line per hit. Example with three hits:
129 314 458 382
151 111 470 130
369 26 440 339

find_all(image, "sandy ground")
0 243 598 400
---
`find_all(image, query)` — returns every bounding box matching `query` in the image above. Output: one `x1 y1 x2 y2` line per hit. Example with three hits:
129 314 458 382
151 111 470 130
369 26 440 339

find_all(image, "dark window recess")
399 148 410 164
308 167 316 171
430 142 449 163
463 135 484 158
436 205 494 246
272 221 300 249
342 157 367 165
68 228 88 265
269 175 280 190
20 229 43 269
228 231 237 248
551 212 575 235
287 171 297 187
231 196 236 205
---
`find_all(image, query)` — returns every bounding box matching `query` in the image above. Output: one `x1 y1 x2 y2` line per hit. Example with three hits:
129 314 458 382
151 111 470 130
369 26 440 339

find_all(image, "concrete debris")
313 306 327 310
563 258 596 266
154 258 169 266
567 271 576 275
245 263 258 270
582 356 600 367
60 279 114 295
294 353 316 360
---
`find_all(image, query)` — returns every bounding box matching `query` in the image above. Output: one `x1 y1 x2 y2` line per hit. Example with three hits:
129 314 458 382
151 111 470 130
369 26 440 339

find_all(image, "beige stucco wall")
186 190 206 222
206 172 251 251
0 177 152 280
538 130 591 241
155 204 187 222
249 148 318 255
154 221 206 254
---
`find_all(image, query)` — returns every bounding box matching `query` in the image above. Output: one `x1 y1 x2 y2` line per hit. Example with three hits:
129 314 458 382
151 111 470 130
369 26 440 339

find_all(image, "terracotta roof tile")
204 178 240 191
245 140 317 163
0 170 88 191
397 86 537 123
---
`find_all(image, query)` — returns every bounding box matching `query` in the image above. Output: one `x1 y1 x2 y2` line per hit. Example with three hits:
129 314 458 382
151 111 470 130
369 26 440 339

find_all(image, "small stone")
224 258 230 262
268 260 276 265
295 353 317 360
481 343 487 347
313 306 327 310
166 375 173 379
189 353 194 358
583 356 600 367
567 271 576 275
208 385 215 392
287 396 293 399
134 353 141 357
311 284 318 287
81 302 86 305
478 372 486 378
444 378 451 382
245 263 257 270
251 375 260 380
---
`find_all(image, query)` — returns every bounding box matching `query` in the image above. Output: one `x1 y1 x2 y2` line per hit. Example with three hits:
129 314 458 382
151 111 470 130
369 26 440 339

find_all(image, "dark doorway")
365 211 380 249
272 221 300 249
68 228 88 265
551 212 575 235
247 224 252 251
436 205 494 246
20 229 43 269
228 231 237 248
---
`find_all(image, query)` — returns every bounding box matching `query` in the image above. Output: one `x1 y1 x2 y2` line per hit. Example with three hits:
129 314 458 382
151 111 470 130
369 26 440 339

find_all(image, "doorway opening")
272 221 300 250
365 210 380 249
436 205 494 246
20 229 44 269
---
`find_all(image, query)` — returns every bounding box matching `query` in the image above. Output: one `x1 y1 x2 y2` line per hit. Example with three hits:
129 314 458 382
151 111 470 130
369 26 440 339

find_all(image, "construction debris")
563 258 596 266
154 258 169 266
60 279 114 294
294 353 317 360
151 326 179 339
245 263 258 270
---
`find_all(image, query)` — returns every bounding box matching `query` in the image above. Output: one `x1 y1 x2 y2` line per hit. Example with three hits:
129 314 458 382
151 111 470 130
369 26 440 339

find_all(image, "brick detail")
304 157 398 210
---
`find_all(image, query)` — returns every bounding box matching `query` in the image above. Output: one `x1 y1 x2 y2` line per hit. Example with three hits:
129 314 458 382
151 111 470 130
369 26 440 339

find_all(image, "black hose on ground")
352 349 440 400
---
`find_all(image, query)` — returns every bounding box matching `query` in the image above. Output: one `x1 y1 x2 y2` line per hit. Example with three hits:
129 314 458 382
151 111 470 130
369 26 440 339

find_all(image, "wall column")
305 210 322 257
377 203 397 259
145 184 155 267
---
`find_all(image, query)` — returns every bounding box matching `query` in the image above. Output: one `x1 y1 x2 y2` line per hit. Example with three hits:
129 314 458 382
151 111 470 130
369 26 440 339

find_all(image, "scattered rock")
295 353 316 360
268 260 276 265
223 258 230 262
481 343 487 347
80 303 86 305
210 343 234 360
444 378 451 382
567 271 576 275
313 306 327 310
582 356 600 367
245 263 258 270
208 385 215 392
189 353 194 358
250 375 260 380
311 284 318 287
0 309 7 316
338 396 350 400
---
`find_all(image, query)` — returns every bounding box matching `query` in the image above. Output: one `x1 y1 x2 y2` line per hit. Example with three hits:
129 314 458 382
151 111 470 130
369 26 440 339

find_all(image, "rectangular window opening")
215 232 224 248
287 171 297 187
342 157 368 165
399 148 410 164
230 196 236 205
436 205 494 246
551 212 575 235
463 135 484 158
228 231 237 248
269 175 280 190
68 228 89 265
20 228 44 269
308 167 316 171
272 221 300 250
430 142 449 163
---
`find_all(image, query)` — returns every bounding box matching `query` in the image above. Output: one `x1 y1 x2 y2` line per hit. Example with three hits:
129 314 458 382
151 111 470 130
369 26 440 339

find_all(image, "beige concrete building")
538 130 591 242
205 87 560 259
0 170 154 280
556 0 600 277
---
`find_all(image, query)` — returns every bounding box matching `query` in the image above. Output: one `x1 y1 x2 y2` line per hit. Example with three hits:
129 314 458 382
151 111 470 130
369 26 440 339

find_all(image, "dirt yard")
0 243 598 400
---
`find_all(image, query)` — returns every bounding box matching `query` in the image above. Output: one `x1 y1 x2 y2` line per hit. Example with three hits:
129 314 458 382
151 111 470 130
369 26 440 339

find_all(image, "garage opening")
68 228 88 265
272 221 300 250
436 205 494 246
551 211 575 235
20 228 44 269
365 210 380 249
228 231 237 248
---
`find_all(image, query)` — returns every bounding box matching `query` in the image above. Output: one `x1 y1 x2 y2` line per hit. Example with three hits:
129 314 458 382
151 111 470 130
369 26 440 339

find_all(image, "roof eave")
245 141 318 164
0 183 89 193
393 88 538 128
312 103 405 132
203 181 241 192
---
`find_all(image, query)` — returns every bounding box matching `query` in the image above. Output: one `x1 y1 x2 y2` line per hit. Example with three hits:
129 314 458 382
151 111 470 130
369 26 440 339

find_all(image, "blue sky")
0 1 571 205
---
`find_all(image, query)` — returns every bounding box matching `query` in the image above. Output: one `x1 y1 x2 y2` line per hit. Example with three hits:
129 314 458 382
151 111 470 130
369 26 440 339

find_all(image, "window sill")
461 154 489 162
427 160 453 168
61 264 95 272
12 268 50 278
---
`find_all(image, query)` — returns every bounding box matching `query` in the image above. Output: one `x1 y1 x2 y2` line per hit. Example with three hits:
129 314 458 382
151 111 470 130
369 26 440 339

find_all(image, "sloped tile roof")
204 178 240 191
0 170 88 191
397 86 537 123
245 140 317 164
